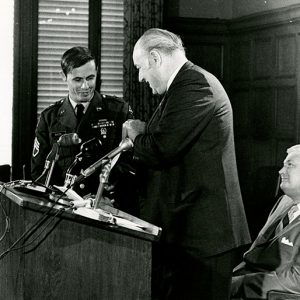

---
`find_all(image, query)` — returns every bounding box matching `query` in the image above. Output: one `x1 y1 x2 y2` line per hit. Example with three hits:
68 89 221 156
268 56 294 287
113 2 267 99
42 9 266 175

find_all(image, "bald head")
135 28 186 56
280 144 300 202
133 28 188 95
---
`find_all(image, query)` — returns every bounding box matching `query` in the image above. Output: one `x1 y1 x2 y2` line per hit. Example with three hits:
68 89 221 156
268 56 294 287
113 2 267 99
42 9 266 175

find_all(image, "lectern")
0 183 160 299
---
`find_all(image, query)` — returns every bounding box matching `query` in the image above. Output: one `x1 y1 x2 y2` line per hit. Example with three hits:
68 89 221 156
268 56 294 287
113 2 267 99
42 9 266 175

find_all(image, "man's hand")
123 119 146 141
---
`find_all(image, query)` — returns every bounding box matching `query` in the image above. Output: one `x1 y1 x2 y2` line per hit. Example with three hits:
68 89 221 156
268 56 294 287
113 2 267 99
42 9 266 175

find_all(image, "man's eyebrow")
72 74 95 80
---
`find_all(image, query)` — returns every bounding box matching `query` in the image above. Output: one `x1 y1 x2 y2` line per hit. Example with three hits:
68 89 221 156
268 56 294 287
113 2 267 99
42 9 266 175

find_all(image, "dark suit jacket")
133 61 251 256
232 195 300 298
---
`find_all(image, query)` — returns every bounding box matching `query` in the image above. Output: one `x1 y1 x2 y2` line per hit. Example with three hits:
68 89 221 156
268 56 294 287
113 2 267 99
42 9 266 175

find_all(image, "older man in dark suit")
231 145 300 299
124 28 251 299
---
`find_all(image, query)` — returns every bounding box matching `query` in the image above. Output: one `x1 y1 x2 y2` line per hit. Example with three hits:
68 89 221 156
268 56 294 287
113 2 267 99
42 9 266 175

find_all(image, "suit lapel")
147 93 167 130
147 61 192 131
251 197 294 248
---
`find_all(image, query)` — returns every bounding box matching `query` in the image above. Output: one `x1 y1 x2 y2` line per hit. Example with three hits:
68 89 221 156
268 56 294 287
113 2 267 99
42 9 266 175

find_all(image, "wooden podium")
0 183 160 300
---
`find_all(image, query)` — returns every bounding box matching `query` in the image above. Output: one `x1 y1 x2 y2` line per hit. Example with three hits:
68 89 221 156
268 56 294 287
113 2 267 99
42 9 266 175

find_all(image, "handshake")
122 119 146 141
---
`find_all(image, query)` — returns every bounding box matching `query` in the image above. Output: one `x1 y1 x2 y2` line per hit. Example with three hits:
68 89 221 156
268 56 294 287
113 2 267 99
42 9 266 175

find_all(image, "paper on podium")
74 207 145 232
73 207 115 224
54 185 84 202
53 185 161 236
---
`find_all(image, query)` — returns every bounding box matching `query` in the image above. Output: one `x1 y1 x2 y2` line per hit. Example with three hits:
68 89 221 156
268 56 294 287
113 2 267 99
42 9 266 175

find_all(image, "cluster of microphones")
37 133 134 190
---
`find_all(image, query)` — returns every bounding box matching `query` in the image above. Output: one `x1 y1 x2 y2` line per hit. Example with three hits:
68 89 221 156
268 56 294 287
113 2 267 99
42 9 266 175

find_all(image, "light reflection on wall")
0 2 13 165
232 0 300 18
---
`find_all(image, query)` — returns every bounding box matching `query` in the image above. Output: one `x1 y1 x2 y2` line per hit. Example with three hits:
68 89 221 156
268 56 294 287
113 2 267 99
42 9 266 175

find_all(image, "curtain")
123 0 163 121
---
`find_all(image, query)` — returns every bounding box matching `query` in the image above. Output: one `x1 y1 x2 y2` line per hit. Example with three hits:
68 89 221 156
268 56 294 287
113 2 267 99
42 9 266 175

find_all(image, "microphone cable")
0 183 72 260
0 184 10 243
33 143 59 185
0 208 64 258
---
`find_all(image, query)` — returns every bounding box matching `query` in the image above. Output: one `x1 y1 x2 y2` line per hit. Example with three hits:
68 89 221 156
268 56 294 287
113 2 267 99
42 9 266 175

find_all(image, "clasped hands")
123 119 146 141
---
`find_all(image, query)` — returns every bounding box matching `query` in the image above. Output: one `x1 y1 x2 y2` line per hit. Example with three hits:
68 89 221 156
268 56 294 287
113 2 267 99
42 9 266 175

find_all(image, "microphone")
74 138 133 183
34 143 59 184
64 138 102 188
44 133 81 187
57 133 81 147
77 138 102 158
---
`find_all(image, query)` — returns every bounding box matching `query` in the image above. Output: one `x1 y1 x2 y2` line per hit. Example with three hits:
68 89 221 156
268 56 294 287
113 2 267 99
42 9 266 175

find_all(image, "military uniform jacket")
31 91 132 188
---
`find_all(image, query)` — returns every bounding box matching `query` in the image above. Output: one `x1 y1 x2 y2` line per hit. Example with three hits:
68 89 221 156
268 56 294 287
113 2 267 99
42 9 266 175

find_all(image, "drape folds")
123 0 163 121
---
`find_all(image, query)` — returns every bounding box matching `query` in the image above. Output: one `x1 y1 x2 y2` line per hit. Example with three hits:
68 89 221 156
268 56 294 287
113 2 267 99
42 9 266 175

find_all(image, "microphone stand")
93 160 111 210
45 145 60 187
73 138 133 185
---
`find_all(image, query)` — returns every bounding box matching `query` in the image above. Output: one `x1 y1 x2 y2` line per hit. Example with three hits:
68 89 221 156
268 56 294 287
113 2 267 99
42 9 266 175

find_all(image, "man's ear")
149 49 162 66
60 71 67 81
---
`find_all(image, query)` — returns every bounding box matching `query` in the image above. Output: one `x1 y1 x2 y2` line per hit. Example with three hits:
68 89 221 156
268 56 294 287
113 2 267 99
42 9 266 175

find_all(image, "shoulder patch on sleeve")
32 137 40 157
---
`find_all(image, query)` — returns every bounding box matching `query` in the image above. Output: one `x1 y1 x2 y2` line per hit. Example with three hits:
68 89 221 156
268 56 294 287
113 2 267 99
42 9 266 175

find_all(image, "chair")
232 291 300 299
268 291 300 299
0 164 11 182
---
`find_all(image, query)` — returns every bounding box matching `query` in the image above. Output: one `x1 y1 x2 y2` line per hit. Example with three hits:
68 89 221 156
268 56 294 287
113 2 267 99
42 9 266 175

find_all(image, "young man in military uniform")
31 46 134 202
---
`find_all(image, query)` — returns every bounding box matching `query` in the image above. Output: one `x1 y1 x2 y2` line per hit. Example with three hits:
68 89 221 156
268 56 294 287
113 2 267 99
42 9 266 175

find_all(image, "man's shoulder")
101 93 126 104
41 97 67 115
93 92 132 117
100 93 131 114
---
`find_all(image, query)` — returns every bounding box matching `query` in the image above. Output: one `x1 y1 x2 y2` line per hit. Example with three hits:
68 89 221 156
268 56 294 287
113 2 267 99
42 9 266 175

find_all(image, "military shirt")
31 91 133 194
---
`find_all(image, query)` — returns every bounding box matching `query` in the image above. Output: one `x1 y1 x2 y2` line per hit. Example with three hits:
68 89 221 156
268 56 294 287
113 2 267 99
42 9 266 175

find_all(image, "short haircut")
61 46 96 76
287 145 300 155
137 28 185 56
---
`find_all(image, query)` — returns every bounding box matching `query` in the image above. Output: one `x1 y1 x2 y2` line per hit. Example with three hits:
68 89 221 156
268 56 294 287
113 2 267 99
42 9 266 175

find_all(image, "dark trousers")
152 244 237 300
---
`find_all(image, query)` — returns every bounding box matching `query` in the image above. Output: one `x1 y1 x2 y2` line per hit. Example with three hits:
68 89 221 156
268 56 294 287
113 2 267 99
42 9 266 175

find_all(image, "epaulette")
42 98 65 113
102 94 124 103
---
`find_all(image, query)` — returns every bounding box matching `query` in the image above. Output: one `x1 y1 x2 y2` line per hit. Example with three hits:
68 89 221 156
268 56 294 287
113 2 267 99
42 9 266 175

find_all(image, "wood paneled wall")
229 8 300 195
165 5 300 236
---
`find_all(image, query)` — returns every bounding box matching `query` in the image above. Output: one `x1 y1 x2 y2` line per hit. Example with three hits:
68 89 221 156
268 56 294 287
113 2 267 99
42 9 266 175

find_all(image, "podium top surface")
0 182 161 242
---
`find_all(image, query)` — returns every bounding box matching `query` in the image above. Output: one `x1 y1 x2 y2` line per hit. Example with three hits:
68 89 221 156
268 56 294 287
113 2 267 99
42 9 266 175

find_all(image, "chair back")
0 164 11 182
268 291 300 300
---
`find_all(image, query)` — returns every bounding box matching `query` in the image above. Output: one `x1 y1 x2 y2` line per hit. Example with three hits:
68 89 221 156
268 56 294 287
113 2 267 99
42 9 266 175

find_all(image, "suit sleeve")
241 225 300 298
232 196 300 298
31 112 51 181
241 258 300 299
133 73 216 167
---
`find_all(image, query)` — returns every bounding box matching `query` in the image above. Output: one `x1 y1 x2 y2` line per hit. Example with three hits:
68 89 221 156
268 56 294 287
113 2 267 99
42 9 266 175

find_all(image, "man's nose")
279 167 285 175
81 79 89 88
138 72 144 83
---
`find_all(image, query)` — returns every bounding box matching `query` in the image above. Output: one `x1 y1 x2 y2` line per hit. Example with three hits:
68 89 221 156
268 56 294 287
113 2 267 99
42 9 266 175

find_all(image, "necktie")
276 204 299 234
287 205 299 225
76 104 84 123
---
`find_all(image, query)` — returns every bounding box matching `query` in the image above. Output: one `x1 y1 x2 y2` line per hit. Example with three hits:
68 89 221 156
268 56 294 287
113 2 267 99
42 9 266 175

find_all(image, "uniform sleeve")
31 112 51 181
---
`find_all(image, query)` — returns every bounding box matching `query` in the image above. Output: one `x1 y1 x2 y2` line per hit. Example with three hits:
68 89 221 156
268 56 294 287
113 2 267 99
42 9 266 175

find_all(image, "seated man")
231 145 300 299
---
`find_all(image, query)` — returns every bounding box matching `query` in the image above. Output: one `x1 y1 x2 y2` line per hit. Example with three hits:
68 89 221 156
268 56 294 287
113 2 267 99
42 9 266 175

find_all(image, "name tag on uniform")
91 120 115 129
51 131 67 138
